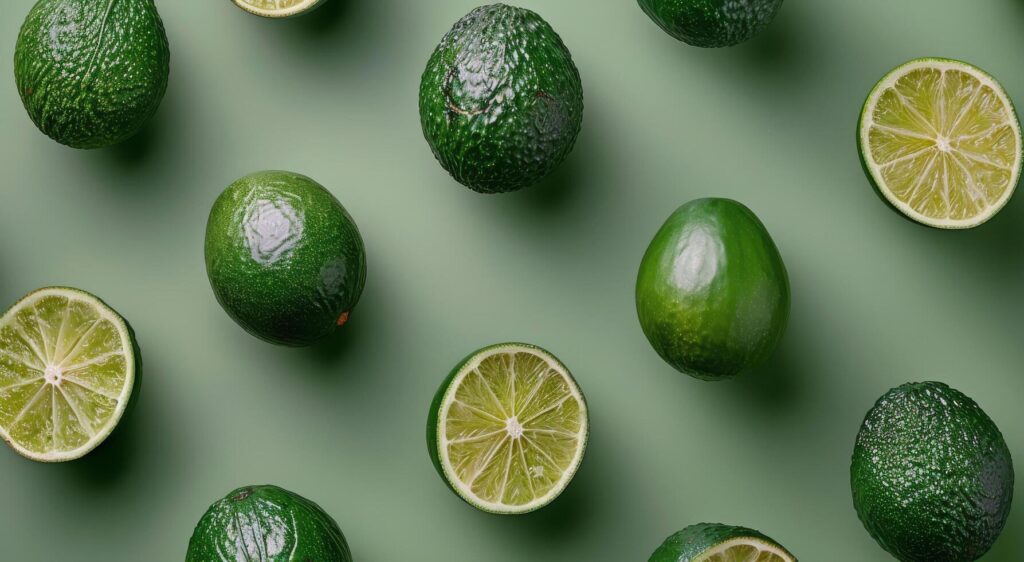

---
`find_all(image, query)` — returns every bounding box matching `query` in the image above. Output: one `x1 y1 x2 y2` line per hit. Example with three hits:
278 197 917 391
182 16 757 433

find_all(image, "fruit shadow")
98 53 191 171
940 193 1024 279
291 0 355 36
60 364 152 488
731 2 805 69
509 147 587 216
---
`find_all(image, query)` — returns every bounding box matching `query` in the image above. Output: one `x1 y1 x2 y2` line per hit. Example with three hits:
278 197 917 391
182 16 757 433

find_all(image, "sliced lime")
699 538 795 562
232 0 326 18
859 58 1022 229
650 523 798 562
428 343 588 514
0 287 137 462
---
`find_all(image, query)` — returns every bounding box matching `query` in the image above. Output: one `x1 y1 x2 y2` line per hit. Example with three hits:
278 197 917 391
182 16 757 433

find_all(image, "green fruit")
205 171 367 347
637 0 783 48
852 382 1014 562
14 0 171 149
0 287 139 462
635 198 789 380
427 343 588 514
186 485 352 562
232 0 326 18
419 4 584 193
857 58 1021 229
650 523 797 561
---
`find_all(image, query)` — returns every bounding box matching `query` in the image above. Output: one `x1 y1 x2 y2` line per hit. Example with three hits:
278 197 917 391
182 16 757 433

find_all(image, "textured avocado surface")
419 3 583 193
851 382 1014 562
14 0 170 149
186 485 352 562
637 0 783 48
205 171 367 347
649 523 794 561
635 198 790 380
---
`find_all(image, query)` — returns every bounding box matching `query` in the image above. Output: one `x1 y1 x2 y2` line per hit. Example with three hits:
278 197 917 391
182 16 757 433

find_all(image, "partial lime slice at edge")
232 0 326 18
858 58 1022 229
697 537 796 562
431 343 588 514
0 287 136 462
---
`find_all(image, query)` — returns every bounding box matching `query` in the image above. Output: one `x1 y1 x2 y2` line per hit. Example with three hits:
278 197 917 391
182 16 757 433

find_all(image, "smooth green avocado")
205 171 367 347
636 198 789 380
649 523 797 561
186 485 352 562
14 0 170 149
419 3 583 193
637 0 783 48
852 382 1014 562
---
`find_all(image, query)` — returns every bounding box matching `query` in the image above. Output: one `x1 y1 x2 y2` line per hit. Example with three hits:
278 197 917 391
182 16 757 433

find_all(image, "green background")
0 0 1022 560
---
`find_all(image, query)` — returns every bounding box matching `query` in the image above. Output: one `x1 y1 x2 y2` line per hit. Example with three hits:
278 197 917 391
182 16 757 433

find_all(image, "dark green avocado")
637 0 783 48
635 198 789 380
419 4 583 193
186 485 352 562
205 171 367 347
14 0 170 149
852 382 1014 562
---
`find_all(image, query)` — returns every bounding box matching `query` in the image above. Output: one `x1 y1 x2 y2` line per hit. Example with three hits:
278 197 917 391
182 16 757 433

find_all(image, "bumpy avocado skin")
649 523 795 561
205 171 367 347
635 198 790 380
851 382 1014 562
14 0 170 149
419 4 583 193
186 485 352 562
637 0 783 48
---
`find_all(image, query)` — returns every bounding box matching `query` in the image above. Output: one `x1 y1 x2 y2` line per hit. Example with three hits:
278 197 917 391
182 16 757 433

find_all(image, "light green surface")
0 0 1021 560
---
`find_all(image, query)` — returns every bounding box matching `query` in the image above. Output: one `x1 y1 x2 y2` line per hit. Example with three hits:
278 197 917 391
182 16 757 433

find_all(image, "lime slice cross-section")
859 58 1022 228
428 343 588 514
232 0 326 18
650 523 798 562
0 287 137 462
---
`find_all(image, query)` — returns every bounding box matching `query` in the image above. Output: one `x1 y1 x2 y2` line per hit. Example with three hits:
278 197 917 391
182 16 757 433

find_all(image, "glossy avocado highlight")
635 198 790 380
186 485 352 562
205 171 367 347
419 4 584 193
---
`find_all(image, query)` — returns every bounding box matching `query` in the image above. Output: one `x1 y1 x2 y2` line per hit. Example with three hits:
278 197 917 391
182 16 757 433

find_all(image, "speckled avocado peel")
637 0 784 48
851 382 1014 562
186 485 352 561
419 4 584 193
14 0 170 149
204 171 367 347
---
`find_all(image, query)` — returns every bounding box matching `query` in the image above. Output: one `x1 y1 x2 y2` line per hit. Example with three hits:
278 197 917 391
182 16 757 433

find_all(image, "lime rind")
858 58 1022 229
695 537 796 562
232 0 326 18
433 343 588 514
0 287 135 462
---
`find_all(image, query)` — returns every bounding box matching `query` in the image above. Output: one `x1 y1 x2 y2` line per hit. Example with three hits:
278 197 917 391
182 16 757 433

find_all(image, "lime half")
427 343 588 514
0 287 137 462
232 0 326 18
858 58 1022 228
649 523 798 562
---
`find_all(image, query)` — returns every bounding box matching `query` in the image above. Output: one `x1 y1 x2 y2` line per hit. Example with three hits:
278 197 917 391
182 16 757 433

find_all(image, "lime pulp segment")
0 288 134 462
860 58 1022 228
437 344 588 513
699 538 795 562
233 0 324 17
